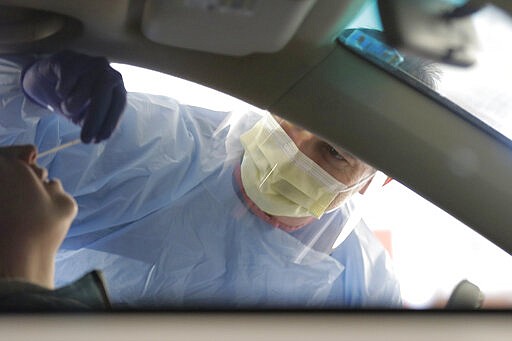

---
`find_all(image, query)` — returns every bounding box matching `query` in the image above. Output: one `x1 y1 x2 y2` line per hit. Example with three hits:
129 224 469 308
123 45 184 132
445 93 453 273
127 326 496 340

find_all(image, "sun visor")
0 6 81 54
141 0 316 56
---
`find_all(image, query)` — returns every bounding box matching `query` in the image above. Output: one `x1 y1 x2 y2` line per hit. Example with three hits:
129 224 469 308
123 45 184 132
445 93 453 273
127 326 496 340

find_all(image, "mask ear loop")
324 170 377 215
335 171 377 193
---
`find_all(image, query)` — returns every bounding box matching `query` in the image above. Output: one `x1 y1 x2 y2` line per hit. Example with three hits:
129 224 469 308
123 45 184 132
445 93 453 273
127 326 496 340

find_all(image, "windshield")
436 5 512 140
342 1 512 143
338 0 512 308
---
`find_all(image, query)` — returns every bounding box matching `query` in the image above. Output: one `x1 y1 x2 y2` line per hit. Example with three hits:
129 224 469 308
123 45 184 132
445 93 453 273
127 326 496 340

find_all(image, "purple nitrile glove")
21 50 127 143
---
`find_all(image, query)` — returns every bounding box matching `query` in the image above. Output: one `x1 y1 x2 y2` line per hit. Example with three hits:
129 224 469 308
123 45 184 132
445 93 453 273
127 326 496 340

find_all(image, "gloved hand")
21 50 127 143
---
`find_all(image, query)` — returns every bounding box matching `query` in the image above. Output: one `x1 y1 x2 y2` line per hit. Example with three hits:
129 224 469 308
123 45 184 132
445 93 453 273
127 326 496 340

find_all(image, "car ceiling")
0 0 366 107
1 0 511 255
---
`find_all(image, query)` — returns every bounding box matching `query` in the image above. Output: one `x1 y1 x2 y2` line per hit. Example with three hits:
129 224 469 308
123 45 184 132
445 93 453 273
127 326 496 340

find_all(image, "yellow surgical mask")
240 114 367 219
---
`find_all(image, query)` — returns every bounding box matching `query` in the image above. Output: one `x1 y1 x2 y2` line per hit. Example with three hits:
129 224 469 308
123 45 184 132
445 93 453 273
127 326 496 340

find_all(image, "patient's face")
0 145 77 249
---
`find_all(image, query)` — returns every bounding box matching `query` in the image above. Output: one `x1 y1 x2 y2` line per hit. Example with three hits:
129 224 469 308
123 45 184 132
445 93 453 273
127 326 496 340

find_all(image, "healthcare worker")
0 32 437 308
0 145 110 311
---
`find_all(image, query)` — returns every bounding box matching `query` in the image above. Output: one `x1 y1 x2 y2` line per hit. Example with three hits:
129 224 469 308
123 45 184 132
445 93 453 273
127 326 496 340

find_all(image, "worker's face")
0 145 77 251
275 116 374 209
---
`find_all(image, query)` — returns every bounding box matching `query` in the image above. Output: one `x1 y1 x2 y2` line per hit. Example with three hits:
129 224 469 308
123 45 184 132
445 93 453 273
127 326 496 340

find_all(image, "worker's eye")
325 144 346 162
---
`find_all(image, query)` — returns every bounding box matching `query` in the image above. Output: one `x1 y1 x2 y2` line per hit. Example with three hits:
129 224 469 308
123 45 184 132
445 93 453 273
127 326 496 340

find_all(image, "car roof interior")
0 0 511 337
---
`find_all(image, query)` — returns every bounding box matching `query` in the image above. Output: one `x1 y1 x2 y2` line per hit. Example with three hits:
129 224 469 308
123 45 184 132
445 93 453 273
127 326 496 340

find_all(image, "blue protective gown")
0 56 401 308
